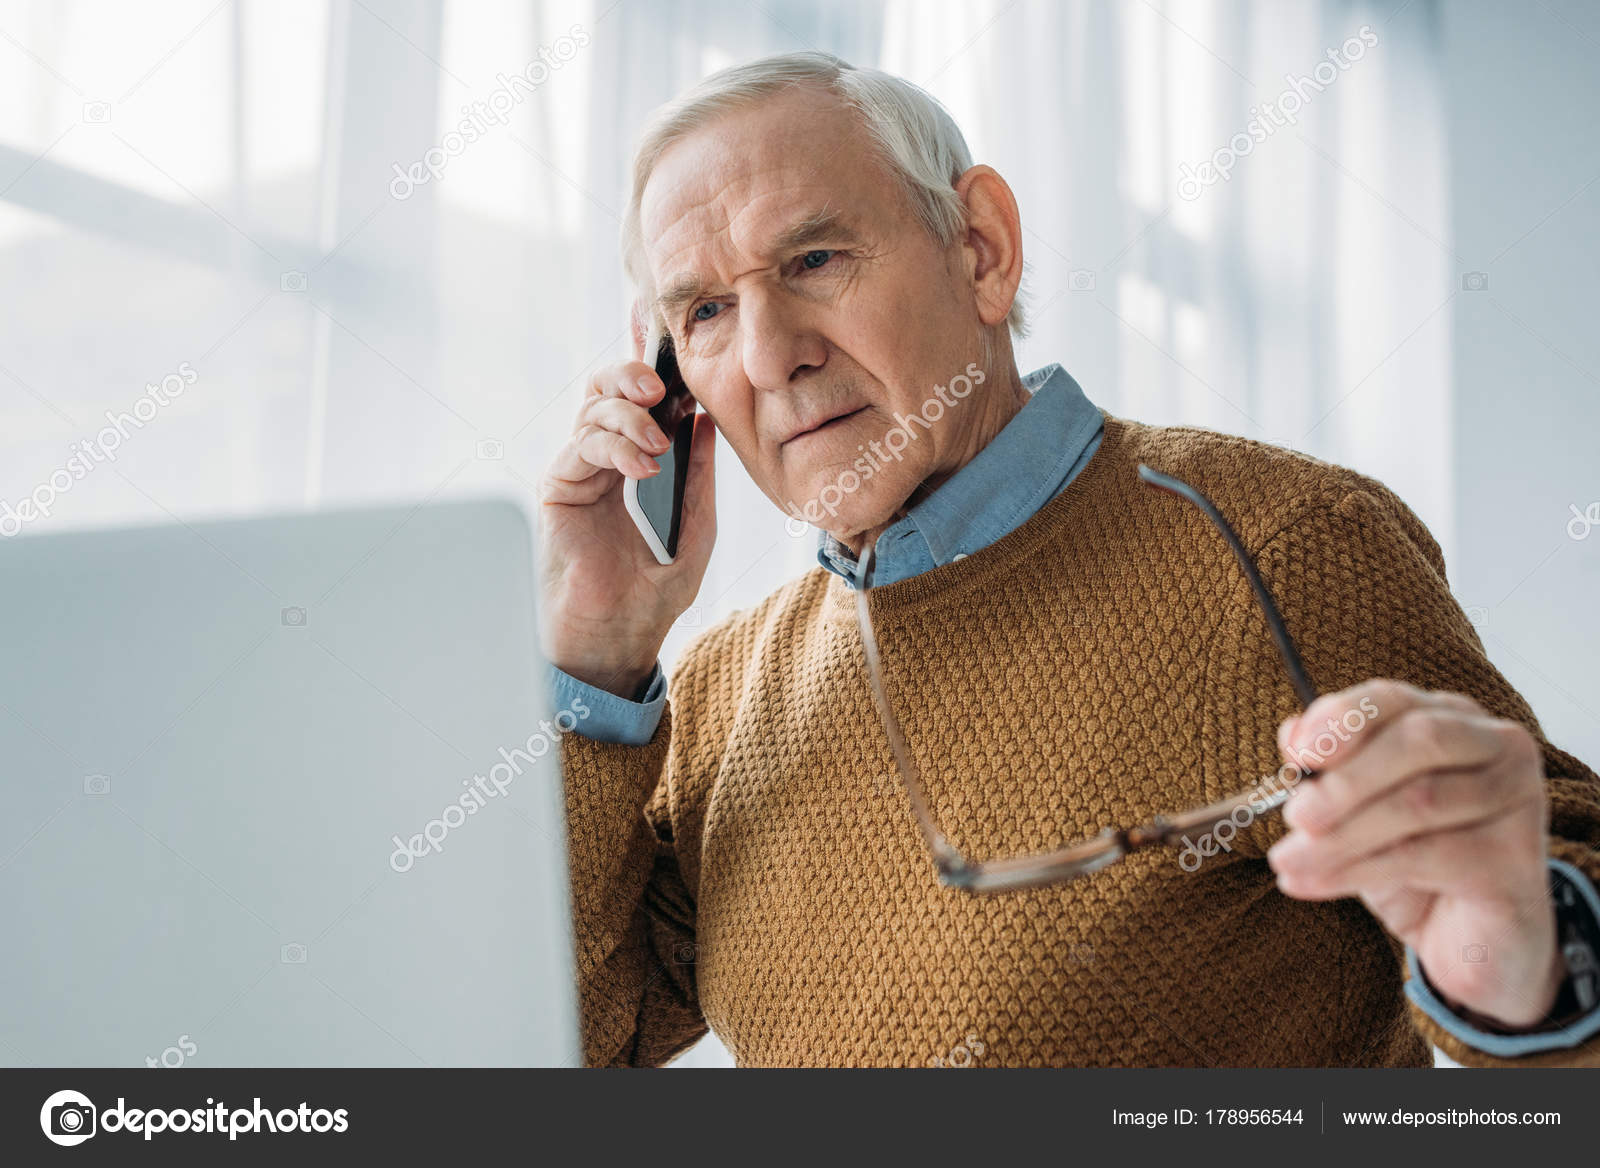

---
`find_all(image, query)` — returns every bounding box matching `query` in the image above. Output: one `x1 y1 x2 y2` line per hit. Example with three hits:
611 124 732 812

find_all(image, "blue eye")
802 249 834 270
693 302 722 322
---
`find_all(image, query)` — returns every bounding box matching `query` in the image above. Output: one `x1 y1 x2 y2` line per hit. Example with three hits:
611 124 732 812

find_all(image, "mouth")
782 405 870 447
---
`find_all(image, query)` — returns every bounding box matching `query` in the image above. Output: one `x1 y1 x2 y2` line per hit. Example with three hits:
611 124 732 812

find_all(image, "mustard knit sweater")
560 414 1600 1067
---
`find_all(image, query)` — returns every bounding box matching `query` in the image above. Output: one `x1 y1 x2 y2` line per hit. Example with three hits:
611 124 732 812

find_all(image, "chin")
779 470 910 543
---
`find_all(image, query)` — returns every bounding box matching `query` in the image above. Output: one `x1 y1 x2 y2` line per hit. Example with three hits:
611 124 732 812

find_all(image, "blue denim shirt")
547 362 1600 1057
813 363 1104 587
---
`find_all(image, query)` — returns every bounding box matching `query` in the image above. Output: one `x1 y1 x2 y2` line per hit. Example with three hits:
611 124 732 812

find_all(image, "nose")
739 290 828 394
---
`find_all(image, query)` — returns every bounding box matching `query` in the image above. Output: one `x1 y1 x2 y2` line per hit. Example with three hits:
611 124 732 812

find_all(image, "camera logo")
1069 269 1096 291
1461 271 1489 292
281 606 307 627
83 773 111 795
1461 943 1489 963
281 943 307 964
40 1089 96 1146
475 439 504 461
280 271 308 293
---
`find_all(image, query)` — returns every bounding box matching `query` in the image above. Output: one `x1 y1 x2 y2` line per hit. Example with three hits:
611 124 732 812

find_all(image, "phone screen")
635 334 696 557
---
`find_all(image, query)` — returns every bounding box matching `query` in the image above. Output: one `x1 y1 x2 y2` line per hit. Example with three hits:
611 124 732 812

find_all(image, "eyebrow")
654 207 862 318
771 206 859 255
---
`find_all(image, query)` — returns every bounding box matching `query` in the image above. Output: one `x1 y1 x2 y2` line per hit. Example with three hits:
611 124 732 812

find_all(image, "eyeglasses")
853 463 1322 894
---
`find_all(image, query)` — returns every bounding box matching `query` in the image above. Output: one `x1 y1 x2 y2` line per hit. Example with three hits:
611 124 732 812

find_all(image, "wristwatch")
1553 866 1599 1016
1441 863 1600 1035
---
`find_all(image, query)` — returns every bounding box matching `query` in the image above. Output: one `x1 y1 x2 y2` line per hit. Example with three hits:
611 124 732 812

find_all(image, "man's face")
640 85 988 541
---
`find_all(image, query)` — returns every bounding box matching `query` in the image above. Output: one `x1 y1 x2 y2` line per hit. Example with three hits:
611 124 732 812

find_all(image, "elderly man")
538 51 1600 1067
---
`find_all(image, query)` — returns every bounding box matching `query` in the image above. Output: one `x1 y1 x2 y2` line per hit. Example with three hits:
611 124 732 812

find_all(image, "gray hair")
621 50 1027 340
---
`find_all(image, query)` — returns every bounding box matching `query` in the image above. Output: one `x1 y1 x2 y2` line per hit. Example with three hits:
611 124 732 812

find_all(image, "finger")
1271 764 1526 875
576 426 661 481
586 360 665 408
543 430 608 490
582 395 672 455
1287 681 1478 756
1275 815 1541 901
1286 707 1512 834
689 409 715 464
677 412 718 554
539 434 620 505
1277 681 1475 811
1279 679 1421 774
545 426 657 489
1276 714 1301 760
1276 691 1477 763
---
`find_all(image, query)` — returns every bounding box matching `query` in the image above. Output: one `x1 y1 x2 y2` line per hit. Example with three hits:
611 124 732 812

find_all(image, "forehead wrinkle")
642 85 883 258
643 92 890 315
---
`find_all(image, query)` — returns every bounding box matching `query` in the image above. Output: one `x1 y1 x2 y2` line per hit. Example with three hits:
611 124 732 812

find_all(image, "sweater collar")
816 364 1105 588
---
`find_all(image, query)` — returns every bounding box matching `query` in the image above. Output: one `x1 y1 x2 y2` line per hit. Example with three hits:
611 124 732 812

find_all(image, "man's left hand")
1266 679 1564 1029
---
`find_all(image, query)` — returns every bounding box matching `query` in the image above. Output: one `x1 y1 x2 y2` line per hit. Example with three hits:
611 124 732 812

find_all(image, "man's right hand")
537 308 717 699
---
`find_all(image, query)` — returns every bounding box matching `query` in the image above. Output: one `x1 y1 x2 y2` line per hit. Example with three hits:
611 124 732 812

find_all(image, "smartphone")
623 321 697 564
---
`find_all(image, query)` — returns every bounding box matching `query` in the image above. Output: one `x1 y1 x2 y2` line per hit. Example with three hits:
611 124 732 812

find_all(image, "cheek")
681 357 741 426
683 368 767 463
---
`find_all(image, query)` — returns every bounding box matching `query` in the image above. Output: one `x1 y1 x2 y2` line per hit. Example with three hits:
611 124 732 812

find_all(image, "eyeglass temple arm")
1136 464 1320 710
855 468 1320 893
852 542 967 872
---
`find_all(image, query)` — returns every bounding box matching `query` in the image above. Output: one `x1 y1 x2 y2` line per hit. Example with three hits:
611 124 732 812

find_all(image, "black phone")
623 324 696 563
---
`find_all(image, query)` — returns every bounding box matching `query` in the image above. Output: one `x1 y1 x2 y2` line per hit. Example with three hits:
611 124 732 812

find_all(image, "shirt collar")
817 364 1103 588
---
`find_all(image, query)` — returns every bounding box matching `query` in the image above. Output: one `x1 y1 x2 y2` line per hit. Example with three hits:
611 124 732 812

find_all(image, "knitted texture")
561 414 1600 1067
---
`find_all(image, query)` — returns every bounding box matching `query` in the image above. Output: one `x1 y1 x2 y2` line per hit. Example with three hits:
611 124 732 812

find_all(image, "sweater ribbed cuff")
1405 846 1600 1066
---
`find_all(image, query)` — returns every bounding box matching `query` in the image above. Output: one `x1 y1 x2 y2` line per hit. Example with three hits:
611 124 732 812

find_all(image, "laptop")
0 499 580 1067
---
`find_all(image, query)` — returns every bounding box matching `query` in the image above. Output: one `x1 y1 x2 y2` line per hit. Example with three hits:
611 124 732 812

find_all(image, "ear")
952 165 1023 330
629 297 653 361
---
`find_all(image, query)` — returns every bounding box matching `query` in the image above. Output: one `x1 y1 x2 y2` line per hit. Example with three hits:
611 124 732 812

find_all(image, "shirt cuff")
547 662 666 746
1403 857 1600 1057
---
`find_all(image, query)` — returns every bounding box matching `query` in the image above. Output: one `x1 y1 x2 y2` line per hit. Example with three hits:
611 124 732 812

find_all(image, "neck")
842 361 1030 556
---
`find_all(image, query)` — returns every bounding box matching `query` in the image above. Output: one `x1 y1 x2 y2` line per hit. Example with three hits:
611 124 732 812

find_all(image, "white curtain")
879 0 1453 555
0 0 1451 1067
0 0 1453 643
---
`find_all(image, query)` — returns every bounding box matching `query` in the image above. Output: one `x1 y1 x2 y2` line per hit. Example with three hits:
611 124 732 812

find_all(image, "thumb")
680 412 718 556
